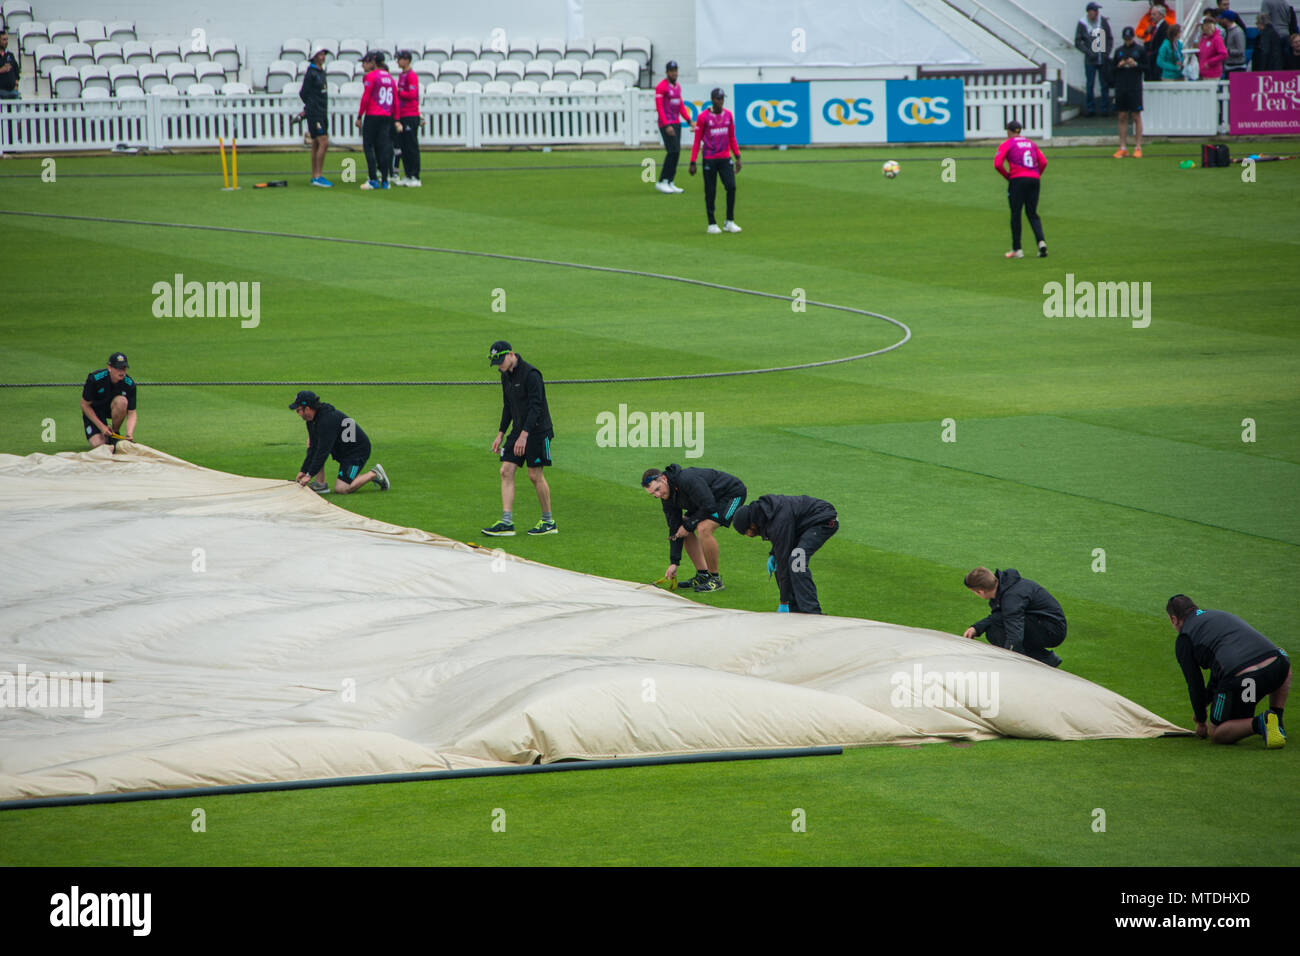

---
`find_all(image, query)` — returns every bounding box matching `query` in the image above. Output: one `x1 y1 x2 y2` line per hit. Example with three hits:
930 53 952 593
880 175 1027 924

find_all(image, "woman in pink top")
1197 16 1229 79
993 119 1047 259
393 50 422 187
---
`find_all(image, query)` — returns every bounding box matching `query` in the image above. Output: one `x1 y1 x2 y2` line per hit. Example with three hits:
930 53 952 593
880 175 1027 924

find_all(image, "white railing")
943 0 1069 101
1143 80 1229 135
964 81 1054 139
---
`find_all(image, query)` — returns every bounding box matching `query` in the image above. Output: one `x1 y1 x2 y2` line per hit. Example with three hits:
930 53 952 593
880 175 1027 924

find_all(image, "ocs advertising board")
733 79 964 145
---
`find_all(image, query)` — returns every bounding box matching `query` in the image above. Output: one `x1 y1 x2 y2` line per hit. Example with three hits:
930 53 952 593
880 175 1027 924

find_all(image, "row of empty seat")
7 14 133 47
278 35 651 67
63 83 249 100
24 35 243 74
264 57 639 93
47 62 238 97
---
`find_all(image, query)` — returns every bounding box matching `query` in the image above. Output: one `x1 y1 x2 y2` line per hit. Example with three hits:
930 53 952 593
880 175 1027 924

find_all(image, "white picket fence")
1143 80 1230 135
963 81 1054 139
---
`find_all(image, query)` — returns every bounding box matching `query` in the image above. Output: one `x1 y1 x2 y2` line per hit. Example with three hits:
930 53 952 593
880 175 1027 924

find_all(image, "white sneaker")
404 177 422 187
706 223 722 234
360 180 378 190
655 181 673 193
391 174 403 185
668 182 684 193
723 220 742 233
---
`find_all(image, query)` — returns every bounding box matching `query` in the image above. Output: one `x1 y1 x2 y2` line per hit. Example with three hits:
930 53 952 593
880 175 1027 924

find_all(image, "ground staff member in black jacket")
299 47 331 186
483 342 556 537
963 567 1065 666
1167 594 1289 748
732 495 838 613
290 390 389 494
641 464 746 592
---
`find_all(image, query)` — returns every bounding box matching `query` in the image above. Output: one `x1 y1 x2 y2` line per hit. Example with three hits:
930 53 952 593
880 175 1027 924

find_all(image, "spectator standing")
0 28 20 100
1113 27 1145 157
1198 15 1229 79
1074 3 1114 115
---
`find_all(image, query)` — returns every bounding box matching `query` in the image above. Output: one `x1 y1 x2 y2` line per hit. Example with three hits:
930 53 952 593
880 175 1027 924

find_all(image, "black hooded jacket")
300 403 371 475
659 464 746 564
743 494 837 604
971 568 1065 654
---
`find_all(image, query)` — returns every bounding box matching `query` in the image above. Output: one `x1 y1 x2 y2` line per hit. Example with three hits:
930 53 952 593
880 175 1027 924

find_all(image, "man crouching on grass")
1168 594 1289 748
290 390 389 494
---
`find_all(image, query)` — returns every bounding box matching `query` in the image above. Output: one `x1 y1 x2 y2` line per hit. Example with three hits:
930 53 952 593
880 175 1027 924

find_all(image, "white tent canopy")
0 445 1183 803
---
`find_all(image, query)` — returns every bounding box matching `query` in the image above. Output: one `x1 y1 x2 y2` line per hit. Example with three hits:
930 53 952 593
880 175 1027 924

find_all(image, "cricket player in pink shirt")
993 119 1047 259
355 50 398 190
688 88 742 234
393 50 422 186
654 59 689 194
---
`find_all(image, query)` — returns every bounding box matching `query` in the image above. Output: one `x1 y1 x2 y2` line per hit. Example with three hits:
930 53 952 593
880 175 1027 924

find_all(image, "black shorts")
500 432 552 468
307 115 328 139
1209 652 1291 724
83 410 112 439
704 495 745 528
1114 88 1143 112
337 458 369 483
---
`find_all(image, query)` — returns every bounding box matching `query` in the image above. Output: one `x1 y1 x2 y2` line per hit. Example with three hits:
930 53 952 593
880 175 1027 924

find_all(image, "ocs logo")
821 97 874 126
682 100 708 123
897 96 951 125
746 99 799 128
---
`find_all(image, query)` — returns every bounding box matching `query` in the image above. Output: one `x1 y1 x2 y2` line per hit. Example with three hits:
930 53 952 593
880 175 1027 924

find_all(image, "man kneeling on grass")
1168 594 1289 748
642 465 746 592
290 390 389 494
963 566 1066 667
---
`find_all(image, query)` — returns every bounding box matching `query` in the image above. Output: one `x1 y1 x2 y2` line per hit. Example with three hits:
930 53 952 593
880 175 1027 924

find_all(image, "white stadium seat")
423 37 452 63
566 38 594 63
622 36 652 68
523 59 552 83
138 63 166 92
539 79 568 94
2 2 34 31
209 39 240 75
47 21 77 46
196 61 225 85
536 38 564 63
424 80 454 96
326 60 354 84
597 77 627 93
310 38 339 57
106 21 136 44
109 64 141 94
63 42 94 69
478 35 506 64
297 60 311 77
166 61 197 86
568 78 597 93
438 60 467 82
183 43 212 65
338 81 363 96
93 41 124 68
482 80 510 95
265 59 295 94
413 60 438 84
149 83 180 97
18 21 48 50
280 38 309 63
78 63 110 94
81 86 111 100
122 40 151 66
75 19 106 44
221 81 250 96
495 59 525 82
325 81 339 95
466 59 495 84
510 79 539 95
551 58 581 82
610 58 639 86
339 37 366 61
508 37 537 62
453 80 482 94
593 36 621 61
186 82 215 96
451 37 479 62
371 37 396 58
397 38 424 59
581 59 611 82
117 86 144 99
49 64 80 97
33 43 63 77
151 40 181 66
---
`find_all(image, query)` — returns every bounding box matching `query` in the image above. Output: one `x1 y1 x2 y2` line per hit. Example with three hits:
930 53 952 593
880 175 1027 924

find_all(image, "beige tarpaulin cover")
0 445 1184 802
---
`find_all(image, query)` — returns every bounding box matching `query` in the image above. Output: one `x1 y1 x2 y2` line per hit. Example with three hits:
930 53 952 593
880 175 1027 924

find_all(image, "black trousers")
659 124 680 182
985 615 1066 664
702 158 736 224
394 119 420 178
362 115 394 183
786 519 838 614
1007 177 1045 250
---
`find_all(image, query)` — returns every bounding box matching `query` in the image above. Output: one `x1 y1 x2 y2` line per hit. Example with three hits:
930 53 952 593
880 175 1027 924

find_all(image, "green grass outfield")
1 141 1298 866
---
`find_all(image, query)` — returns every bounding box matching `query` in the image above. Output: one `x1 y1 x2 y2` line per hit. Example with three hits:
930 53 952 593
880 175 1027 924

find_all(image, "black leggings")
362 115 394 183
395 119 420 178
702 157 736 224
659 125 680 182
1007 177 1045 251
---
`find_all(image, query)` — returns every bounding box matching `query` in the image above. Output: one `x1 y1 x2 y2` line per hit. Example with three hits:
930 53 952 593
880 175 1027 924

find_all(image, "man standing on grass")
483 342 556 537
300 47 331 186
641 465 746 593
962 567 1066 667
688 88 742 234
653 59 688 194
1167 595 1289 748
81 352 136 447
732 495 838 614
290 390 389 494
1112 26 1145 158
993 119 1047 260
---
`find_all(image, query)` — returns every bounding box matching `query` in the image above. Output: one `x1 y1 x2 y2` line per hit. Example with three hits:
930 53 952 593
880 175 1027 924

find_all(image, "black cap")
732 504 753 534
665 60 678 70
1122 25 1135 38
489 340 512 366
289 389 320 409
711 87 725 99
1005 119 1022 132
107 352 129 369
1086 2 1101 10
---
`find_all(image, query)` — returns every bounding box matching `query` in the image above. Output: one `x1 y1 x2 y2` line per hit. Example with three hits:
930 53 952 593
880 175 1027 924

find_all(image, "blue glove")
766 555 776 577
777 604 789 613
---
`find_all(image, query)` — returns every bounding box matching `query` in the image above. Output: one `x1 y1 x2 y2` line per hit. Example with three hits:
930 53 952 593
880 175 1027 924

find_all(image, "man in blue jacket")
963 566 1066 666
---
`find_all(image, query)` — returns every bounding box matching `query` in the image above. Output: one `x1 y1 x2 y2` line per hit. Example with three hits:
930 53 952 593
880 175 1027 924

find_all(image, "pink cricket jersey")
359 68 397 117
994 136 1046 180
655 78 687 127
396 69 420 118
690 108 739 162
